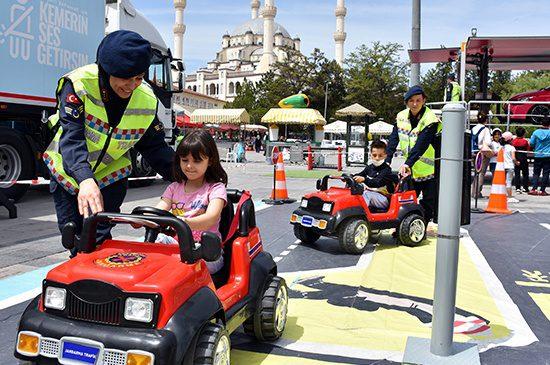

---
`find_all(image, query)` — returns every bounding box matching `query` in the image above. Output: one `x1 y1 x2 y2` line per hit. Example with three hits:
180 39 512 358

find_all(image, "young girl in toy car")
152 130 228 273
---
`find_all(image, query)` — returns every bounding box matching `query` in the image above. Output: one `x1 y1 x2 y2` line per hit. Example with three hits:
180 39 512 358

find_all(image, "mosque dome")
230 18 291 38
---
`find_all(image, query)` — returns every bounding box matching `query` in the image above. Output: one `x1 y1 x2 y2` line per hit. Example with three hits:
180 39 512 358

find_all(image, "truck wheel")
192 323 230 365
338 218 370 254
398 214 427 247
293 225 320 244
129 149 155 188
243 276 288 341
0 130 35 202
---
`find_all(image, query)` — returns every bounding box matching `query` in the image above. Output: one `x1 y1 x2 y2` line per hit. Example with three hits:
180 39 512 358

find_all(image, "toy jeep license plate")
60 338 102 365
300 215 314 227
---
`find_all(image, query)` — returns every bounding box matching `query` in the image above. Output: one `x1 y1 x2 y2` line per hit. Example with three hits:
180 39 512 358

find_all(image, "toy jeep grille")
305 197 325 213
66 291 122 325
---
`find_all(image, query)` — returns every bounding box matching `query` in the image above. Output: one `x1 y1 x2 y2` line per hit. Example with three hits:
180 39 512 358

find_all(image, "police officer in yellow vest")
45 30 174 247
444 73 462 102
386 85 442 221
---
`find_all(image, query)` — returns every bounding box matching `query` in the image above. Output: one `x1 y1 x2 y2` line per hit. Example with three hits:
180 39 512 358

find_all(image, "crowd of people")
472 113 550 203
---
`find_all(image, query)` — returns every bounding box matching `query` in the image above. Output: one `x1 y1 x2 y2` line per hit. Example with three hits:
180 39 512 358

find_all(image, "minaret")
258 0 277 73
251 0 260 19
334 0 347 66
173 0 186 60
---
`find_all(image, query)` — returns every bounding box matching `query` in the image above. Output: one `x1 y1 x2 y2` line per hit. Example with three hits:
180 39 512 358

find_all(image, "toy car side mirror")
198 232 222 262
61 222 76 250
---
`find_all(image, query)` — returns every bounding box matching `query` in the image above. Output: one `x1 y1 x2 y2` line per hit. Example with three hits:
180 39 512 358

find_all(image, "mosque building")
173 0 347 103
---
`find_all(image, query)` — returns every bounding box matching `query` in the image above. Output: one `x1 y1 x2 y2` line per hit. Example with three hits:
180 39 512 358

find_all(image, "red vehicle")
504 87 550 124
290 175 427 254
14 190 288 365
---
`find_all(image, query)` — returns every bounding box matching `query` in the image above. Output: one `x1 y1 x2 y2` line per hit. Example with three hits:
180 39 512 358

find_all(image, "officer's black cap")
97 30 151 79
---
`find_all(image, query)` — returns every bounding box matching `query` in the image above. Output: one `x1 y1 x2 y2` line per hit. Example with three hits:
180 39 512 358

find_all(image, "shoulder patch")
66 93 81 104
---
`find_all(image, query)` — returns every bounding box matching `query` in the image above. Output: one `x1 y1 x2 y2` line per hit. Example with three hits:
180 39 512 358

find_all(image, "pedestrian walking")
512 126 530 193
501 132 518 203
529 117 550 196
44 30 175 251
471 111 493 198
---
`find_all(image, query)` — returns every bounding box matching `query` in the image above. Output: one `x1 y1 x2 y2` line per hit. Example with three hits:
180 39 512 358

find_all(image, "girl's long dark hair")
174 130 228 185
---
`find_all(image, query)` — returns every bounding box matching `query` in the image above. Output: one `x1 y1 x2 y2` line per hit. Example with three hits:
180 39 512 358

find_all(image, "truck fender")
164 287 224 364
397 204 425 221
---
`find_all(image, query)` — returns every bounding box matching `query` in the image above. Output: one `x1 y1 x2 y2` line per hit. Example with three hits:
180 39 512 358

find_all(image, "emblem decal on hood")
95 252 146 268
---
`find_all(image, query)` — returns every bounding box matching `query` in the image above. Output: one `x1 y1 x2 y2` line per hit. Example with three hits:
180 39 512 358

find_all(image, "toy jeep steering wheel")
131 206 177 243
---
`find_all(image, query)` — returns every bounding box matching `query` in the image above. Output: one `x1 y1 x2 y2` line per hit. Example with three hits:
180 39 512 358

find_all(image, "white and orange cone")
263 153 296 205
485 148 512 214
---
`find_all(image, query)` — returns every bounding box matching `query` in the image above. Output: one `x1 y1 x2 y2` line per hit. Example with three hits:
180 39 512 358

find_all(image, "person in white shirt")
471 112 494 198
489 129 502 174
501 131 519 203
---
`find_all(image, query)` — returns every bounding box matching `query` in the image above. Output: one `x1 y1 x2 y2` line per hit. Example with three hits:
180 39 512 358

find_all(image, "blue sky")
133 0 550 74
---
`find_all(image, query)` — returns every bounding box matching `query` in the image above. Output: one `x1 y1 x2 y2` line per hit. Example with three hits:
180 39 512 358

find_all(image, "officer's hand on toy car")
353 176 365 183
78 178 104 218
399 164 411 178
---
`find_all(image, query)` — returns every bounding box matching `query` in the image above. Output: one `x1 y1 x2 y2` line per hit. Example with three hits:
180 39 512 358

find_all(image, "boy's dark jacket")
353 163 396 195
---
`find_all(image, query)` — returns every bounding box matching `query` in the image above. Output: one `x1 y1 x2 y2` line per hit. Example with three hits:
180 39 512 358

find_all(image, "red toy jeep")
14 190 288 365
290 174 427 254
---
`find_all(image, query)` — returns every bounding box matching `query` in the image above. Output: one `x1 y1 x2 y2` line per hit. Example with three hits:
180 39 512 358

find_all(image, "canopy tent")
369 121 394 135
323 120 347 134
173 103 200 128
241 124 268 131
261 108 327 125
335 103 376 118
190 108 250 125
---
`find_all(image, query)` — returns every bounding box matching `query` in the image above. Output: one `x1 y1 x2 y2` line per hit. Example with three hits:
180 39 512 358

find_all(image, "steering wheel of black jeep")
131 206 177 243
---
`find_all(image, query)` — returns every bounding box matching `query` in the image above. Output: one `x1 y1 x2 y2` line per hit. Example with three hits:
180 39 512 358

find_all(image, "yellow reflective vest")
444 81 462 102
396 107 441 181
44 64 157 194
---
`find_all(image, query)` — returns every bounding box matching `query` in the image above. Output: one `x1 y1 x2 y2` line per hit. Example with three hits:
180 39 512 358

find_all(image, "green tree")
344 42 409 123
420 62 453 103
507 70 550 98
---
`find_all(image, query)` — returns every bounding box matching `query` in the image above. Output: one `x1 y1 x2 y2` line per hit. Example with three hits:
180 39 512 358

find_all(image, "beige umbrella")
335 103 376 118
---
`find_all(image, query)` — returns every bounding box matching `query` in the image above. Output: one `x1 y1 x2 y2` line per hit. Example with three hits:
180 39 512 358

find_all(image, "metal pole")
410 0 421 86
324 82 329 120
430 103 466 356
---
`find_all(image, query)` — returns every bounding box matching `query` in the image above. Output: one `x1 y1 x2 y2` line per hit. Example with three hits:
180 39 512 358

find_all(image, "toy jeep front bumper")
15 297 177 364
290 208 337 235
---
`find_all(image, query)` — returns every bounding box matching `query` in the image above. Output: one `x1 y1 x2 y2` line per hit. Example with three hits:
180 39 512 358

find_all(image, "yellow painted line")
515 281 550 288
528 293 550 321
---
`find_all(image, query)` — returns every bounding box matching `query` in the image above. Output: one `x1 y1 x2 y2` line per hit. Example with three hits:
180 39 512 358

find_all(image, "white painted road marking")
540 223 550 230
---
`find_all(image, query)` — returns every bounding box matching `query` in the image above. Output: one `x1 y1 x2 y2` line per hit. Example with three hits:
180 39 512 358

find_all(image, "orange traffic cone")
485 149 512 214
262 153 296 205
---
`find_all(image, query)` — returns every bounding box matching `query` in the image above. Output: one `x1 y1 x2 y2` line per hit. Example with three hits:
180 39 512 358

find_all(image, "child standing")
156 130 228 273
501 131 518 203
511 126 530 193
353 140 395 210
489 129 502 175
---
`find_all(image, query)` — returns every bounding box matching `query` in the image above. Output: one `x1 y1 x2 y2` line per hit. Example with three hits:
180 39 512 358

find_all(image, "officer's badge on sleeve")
64 106 81 119
66 93 81 104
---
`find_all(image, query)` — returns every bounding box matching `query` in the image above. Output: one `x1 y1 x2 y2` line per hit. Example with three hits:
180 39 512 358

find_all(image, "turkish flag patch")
66 93 80 104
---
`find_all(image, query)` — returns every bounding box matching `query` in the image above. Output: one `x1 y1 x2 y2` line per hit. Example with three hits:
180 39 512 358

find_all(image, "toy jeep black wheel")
294 225 320 244
192 323 231 365
338 218 370 254
243 276 288 341
398 213 427 246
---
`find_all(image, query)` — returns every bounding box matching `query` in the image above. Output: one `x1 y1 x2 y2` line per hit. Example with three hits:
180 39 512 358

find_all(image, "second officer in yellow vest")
45 30 175 247
386 85 442 221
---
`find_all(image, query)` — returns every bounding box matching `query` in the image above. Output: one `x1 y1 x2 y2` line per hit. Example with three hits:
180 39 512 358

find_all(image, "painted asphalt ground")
1 200 549 364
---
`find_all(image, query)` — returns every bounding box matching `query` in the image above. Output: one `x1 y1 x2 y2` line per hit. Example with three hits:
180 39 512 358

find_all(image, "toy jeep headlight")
124 297 154 323
322 202 333 213
44 287 66 310
300 198 308 208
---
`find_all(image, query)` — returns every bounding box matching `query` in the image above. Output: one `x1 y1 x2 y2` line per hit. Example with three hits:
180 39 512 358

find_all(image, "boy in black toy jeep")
352 140 395 210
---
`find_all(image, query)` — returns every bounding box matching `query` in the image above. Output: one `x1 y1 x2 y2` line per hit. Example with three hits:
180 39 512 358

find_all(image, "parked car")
504 87 550 124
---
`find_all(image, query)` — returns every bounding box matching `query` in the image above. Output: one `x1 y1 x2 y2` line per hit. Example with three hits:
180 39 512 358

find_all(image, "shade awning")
190 108 250 125
241 124 268 131
368 121 394 135
408 47 460 63
335 103 376 117
261 108 326 125
323 120 347 134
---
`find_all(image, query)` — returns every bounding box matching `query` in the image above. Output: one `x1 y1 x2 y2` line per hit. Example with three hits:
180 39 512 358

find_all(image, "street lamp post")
324 82 330 120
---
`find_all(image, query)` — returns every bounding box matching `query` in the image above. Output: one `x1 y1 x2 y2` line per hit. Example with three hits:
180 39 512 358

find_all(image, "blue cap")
447 73 456 80
97 30 152 78
404 85 425 101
